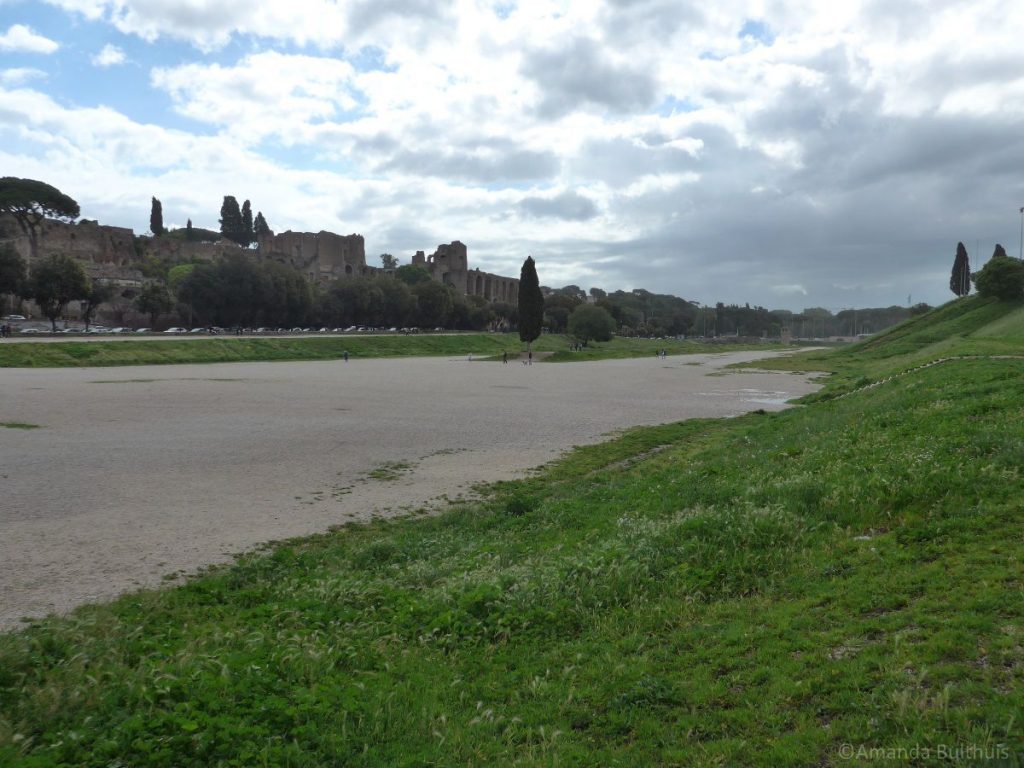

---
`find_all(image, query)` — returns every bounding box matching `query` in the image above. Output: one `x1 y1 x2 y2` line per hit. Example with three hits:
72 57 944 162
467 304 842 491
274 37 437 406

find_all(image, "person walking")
502 350 508 364
343 350 349 362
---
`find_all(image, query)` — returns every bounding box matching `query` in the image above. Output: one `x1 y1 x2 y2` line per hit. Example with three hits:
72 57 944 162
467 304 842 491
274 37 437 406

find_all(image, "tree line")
148 195 272 246
951 242 1024 301
8 176 1023 339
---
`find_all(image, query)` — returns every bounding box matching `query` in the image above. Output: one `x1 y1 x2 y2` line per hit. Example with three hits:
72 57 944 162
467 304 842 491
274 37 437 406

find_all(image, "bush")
973 255 1024 300
567 304 616 343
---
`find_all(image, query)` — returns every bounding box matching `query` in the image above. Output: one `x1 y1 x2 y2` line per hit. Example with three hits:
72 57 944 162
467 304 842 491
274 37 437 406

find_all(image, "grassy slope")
0 333 783 368
750 296 1024 399
1 303 1023 766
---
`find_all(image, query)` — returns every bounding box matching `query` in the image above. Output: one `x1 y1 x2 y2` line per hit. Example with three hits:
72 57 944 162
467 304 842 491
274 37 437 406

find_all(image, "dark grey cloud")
372 222 445 258
346 0 452 33
520 36 658 118
377 144 559 183
569 130 712 188
350 132 401 156
530 42 1024 312
599 0 705 46
518 190 598 221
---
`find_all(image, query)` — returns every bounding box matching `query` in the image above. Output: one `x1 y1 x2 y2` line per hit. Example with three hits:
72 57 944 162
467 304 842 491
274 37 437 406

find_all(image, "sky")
1 0 1023 311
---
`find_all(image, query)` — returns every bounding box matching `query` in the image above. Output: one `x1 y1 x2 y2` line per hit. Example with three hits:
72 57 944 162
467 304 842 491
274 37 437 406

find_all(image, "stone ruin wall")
255 230 372 283
0 215 243 286
412 241 519 304
1 215 519 308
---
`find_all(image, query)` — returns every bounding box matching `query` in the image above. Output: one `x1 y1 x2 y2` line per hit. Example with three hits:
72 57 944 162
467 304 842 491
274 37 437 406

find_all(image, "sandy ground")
0 351 820 630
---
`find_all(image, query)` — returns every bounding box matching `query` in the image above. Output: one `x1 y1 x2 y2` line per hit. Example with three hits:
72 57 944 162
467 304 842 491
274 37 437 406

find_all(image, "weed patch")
1 313 1022 765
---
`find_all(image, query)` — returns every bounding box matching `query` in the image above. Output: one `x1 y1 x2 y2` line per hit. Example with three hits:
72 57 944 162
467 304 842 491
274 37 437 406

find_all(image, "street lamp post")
1019 207 1023 260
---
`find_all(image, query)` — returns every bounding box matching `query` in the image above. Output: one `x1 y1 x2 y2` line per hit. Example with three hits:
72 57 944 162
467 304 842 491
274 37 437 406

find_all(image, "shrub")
973 255 1024 300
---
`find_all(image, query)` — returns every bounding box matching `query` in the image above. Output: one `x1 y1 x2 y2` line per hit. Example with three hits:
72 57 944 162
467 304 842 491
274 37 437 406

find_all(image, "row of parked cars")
7 323 443 335
246 326 420 334
11 325 218 335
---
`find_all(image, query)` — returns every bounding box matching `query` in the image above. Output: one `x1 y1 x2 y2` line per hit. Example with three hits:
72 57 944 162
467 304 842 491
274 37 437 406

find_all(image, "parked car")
109 327 128 334
163 327 186 334
3 314 26 321
18 327 41 334
189 327 206 333
134 328 151 333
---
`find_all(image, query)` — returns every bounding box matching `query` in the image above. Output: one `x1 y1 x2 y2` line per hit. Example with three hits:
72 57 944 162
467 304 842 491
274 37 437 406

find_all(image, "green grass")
365 461 414 482
749 295 1024 399
2 308 1022 764
0 333 786 368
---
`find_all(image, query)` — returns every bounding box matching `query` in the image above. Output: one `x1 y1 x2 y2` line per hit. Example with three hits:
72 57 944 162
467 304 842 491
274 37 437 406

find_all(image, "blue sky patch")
738 19 775 45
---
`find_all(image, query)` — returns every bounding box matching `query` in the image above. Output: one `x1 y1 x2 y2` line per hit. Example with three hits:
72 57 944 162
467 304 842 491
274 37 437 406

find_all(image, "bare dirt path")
0 351 819 630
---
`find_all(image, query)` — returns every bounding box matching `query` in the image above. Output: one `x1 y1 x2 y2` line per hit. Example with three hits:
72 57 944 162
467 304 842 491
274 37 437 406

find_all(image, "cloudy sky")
1 0 1022 310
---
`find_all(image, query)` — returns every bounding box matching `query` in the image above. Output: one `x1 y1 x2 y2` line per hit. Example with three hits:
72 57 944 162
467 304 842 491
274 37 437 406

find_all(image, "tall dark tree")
28 253 90 331
413 281 454 327
949 242 971 297
150 196 164 236
517 255 544 350
380 253 398 269
186 218 194 241
974 246 1024 300
219 195 245 245
567 304 616 344
241 199 254 246
135 282 174 327
253 211 272 237
81 280 115 330
0 177 80 259
395 264 432 285
0 244 28 308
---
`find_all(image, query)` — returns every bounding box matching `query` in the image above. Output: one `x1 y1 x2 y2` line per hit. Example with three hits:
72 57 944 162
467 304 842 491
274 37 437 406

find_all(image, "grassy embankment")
1 298 1022 766
750 295 1024 400
0 332 784 368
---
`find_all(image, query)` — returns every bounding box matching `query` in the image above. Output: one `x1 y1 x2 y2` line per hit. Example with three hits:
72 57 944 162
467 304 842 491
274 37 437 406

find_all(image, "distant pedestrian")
528 350 533 365
343 350 349 362
502 350 508 364
468 352 473 361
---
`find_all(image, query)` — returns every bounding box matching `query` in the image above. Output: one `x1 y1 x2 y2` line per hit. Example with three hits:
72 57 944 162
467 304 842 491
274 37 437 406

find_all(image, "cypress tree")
241 199 254 246
150 197 164 236
219 196 244 245
949 241 970 297
254 211 272 237
518 255 544 350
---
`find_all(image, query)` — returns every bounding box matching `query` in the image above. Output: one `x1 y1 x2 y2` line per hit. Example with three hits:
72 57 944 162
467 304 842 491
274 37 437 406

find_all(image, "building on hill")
412 241 519 304
256 230 371 283
0 214 519 313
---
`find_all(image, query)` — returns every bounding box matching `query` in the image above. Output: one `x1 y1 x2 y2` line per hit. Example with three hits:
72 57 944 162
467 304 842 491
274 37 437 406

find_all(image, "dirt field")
0 351 819 630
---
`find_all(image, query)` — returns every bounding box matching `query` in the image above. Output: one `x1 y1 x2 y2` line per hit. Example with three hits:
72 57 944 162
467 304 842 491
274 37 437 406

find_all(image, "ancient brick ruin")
0 215 518 306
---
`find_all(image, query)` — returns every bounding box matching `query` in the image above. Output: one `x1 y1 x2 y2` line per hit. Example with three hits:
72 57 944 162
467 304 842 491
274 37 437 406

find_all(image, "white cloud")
10 0 1024 309
772 284 808 296
0 24 59 54
0 68 47 86
92 43 126 67
151 52 358 143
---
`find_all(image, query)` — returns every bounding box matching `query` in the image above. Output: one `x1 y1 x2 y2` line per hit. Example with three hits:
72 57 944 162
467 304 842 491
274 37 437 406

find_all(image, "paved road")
0 351 819 630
